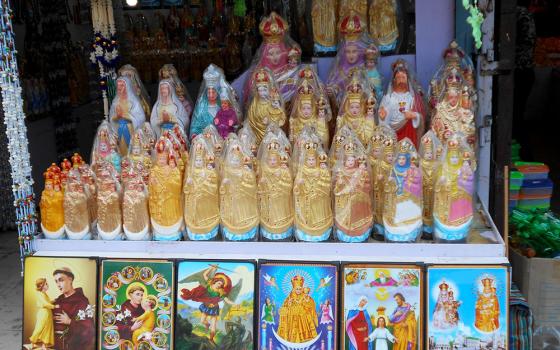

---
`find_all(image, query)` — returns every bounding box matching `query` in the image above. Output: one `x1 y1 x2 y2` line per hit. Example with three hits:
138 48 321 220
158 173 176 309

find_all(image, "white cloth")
368 327 396 350
380 91 420 131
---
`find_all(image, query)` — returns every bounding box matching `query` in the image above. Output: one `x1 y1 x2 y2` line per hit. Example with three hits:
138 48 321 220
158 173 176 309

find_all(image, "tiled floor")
0 231 23 349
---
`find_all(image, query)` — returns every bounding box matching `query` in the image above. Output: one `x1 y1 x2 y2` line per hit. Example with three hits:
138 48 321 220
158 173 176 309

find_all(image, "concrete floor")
0 231 23 349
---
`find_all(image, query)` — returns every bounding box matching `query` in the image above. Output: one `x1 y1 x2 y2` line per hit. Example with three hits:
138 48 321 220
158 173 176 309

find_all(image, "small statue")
336 76 376 147
63 169 91 240
433 136 475 242
419 131 443 238
213 88 239 139
78 163 98 232
219 136 259 241
183 137 220 240
91 122 121 175
293 137 333 242
339 0 368 21
257 135 294 241
333 140 373 242
289 79 330 149
149 138 184 240
383 138 423 242
123 173 151 241
40 171 65 239
150 79 190 138
369 0 400 53
96 171 123 240
365 46 383 100
311 0 338 54
159 63 194 119
118 64 152 120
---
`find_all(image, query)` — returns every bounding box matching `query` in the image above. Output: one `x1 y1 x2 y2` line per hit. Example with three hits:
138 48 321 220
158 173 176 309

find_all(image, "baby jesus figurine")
131 296 157 346
213 90 238 138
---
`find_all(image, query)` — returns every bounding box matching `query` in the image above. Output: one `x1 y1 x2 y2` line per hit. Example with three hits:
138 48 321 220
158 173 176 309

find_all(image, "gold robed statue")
247 68 287 145
149 138 184 241
122 170 151 241
258 134 294 241
63 169 91 240
277 275 319 343
40 169 65 239
220 137 259 241
419 131 442 237
311 0 338 53
333 139 373 242
336 76 376 148
369 0 400 52
289 79 330 149
294 135 333 242
339 0 368 22
183 137 220 241
475 277 500 333
96 171 123 240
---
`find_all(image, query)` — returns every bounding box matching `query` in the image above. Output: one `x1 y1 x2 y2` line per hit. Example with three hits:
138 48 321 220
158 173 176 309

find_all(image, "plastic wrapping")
183 135 221 241
95 169 123 241
368 0 401 54
141 122 157 154
90 121 122 175
257 129 294 241
419 130 443 239
148 137 184 241
433 134 475 243
383 137 423 242
330 124 358 169
242 11 302 106
200 124 225 173
78 162 98 234
332 136 373 242
150 79 190 139
289 74 331 149
125 129 152 180
335 74 376 148
246 67 287 145
39 166 65 239
219 134 259 241
122 169 151 241
190 64 241 139
63 167 91 240
293 127 333 242
326 13 378 108
311 0 339 54
379 58 426 148
118 64 152 121
159 63 194 121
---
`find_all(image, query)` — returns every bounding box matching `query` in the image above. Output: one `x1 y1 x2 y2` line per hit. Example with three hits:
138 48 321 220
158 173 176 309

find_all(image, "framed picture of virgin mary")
426 265 509 350
257 261 339 350
98 259 174 350
23 256 98 350
341 263 424 350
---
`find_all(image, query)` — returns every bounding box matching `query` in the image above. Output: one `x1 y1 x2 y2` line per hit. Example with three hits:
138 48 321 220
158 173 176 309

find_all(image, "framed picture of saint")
98 259 174 350
341 263 423 350
23 256 98 350
257 261 338 350
426 265 509 350
175 260 256 349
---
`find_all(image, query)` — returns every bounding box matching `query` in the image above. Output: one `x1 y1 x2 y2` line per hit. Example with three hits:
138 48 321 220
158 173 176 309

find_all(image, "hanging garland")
90 0 119 117
462 0 484 50
0 1 37 267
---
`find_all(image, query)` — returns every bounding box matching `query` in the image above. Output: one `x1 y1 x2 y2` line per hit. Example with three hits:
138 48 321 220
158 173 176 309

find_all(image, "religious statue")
63 169 91 240
433 136 475 242
327 13 377 106
257 135 294 241
311 0 338 54
40 170 65 239
213 88 239 138
431 69 476 148
339 0 368 21
369 0 400 52
149 138 184 241
126 130 152 181
277 275 319 343
329 125 354 168
336 76 376 147
419 131 442 237
365 46 383 100
379 59 426 148
475 276 500 333
150 79 190 138
118 64 152 120
220 137 259 241
183 137 220 241
122 172 151 241
96 171 123 240
289 79 330 148
159 63 193 120
91 122 121 174
247 68 287 145
333 141 373 242
190 64 225 139
242 12 301 106
293 137 333 242
383 138 423 242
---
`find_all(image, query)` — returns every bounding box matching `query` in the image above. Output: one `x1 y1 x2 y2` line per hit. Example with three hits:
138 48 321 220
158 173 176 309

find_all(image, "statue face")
157 152 168 166
306 155 317 167
394 71 409 92
345 44 360 65
257 85 269 99
450 154 459 165
397 154 407 166
447 90 460 106
160 84 170 99
373 147 381 158
208 88 218 103
345 156 356 168
45 182 53 191
117 80 127 98
265 46 284 68
386 152 394 163
349 102 361 116
194 156 204 168
220 100 230 110
424 150 433 160
301 102 313 118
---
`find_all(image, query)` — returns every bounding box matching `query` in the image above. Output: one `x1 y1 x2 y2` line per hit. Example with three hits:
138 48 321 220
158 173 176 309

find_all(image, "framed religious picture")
341 263 424 350
175 260 257 349
426 265 510 349
257 261 339 350
23 256 98 350
98 259 174 350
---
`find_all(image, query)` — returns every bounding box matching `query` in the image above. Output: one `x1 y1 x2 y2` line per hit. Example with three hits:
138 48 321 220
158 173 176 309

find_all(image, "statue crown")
260 12 288 43
340 13 364 41
203 64 221 89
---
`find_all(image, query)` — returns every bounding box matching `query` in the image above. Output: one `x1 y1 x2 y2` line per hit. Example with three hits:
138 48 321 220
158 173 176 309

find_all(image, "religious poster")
99 259 174 350
23 256 97 350
426 265 509 350
341 264 423 350
175 260 256 349
257 261 339 350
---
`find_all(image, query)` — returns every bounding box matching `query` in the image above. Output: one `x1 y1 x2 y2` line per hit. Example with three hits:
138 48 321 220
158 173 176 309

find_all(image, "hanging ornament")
462 0 484 49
